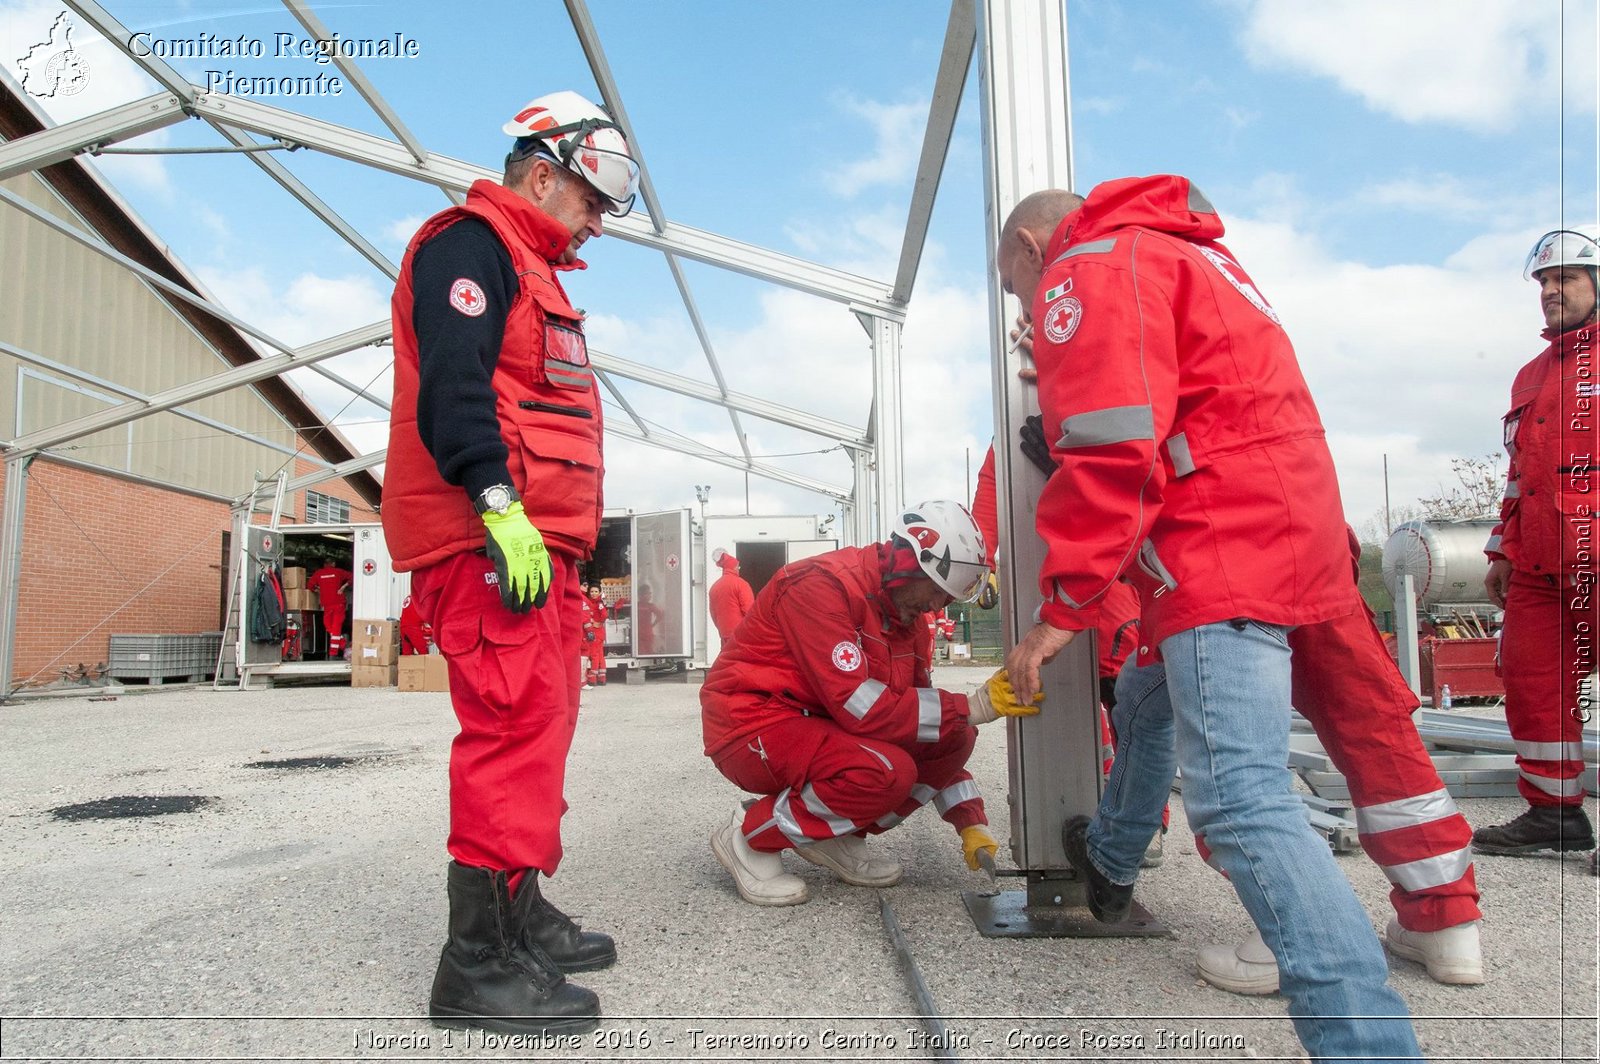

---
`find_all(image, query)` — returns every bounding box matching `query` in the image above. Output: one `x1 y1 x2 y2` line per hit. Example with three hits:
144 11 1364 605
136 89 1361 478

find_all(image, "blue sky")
3 0 1596 541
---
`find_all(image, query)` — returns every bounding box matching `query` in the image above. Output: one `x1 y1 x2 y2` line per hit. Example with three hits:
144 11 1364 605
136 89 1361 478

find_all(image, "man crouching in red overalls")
700 501 1041 905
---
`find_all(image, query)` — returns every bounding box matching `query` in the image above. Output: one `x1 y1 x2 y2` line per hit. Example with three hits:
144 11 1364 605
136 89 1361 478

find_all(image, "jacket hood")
1069 175 1227 243
464 179 588 271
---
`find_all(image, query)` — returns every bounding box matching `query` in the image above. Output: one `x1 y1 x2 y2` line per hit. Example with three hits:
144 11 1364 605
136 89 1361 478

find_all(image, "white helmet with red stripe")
890 501 989 603
1523 225 1599 279
503 90 640 217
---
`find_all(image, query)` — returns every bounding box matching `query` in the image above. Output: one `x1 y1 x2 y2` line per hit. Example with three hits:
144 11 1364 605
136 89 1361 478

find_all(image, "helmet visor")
921 552 988 604
512 119 639 218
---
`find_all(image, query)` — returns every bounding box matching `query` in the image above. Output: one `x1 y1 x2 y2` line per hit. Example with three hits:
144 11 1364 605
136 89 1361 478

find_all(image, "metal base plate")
962 890 1170 939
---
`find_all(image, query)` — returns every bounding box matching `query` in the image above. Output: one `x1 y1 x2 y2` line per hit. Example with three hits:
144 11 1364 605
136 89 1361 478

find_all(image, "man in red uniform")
580 583 607 688
997 178 1419 1060
382 90 639 1035
307 564 351 657
707 549 754 646
398 593 431 656
701 501 1039 906
1475 225 1599 857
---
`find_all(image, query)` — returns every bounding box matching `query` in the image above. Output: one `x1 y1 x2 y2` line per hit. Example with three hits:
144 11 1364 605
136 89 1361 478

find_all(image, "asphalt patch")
49 795 214 821
244 754 374 770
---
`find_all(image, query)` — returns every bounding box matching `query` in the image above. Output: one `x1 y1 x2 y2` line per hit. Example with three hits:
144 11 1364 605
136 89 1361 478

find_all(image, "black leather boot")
511 873 617 973
1472 804 1595 855
428 862 600 1034
1061 815 1135 924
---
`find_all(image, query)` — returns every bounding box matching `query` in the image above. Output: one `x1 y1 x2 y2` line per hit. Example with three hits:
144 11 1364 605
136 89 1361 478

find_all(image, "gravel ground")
0 667 1594 1063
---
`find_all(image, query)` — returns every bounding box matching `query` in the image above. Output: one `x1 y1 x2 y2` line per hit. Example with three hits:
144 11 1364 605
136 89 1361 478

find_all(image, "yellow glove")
975 571 1000 610
966 667 1044 725
481 502 551 613
961 825 998 871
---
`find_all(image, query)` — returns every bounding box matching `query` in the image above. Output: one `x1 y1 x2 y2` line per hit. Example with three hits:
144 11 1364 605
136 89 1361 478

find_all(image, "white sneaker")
582 684 594 690
1384 917 1484 985
1196 929 1279 995
796 834 903 887
710 807 809 906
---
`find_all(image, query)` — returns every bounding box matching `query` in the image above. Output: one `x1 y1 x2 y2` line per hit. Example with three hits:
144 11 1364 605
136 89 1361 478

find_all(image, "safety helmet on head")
889 500 989 603
712 548 739 572
1522 224 1600 280
502 90 640 217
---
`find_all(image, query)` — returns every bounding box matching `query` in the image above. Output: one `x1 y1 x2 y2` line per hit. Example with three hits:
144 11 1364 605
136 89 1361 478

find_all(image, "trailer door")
631 509 693 658
786 539 837 563
239 525 284 668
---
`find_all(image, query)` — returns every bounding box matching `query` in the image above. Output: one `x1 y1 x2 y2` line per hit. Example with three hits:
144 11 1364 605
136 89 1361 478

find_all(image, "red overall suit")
307 566 352 657
701 545 986 853
708 554 755 644
1487 321 1598 808
581 594 608 686
398 593 432 655
383 180 604 876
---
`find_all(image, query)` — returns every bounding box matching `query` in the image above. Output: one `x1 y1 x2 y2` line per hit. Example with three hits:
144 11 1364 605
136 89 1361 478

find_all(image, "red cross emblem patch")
831 641 863 672
449 278 487 317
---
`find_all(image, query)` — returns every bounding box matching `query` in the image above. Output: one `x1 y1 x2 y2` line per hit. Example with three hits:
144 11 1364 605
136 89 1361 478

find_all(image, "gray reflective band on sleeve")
770 791 809 845
1485 534 1503 552
1049 237 1117 266
1520 769 1585 797
844 678 887 720
910 783 937 805
1384 847 1473 892
1166 432 1196 476
1504 480 1520 499
1052 579 1086 610
933 779 981 815
916 689 943 743
1056 405 1156 449
800 783 857 837
1354 788 1459 836
1188 184 1216 214
1515 740 1587 762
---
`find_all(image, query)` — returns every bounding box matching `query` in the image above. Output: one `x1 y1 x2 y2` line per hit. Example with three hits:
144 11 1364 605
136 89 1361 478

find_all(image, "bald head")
1001 189 1084 245
997 189 1085 308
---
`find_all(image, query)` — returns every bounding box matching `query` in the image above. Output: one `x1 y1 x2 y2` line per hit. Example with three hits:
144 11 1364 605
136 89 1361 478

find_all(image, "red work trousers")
583 642 606 686
1501 570 1594 808
713 714 981 852
410 549 583 875
1288 605 1480 932
324 599 348 655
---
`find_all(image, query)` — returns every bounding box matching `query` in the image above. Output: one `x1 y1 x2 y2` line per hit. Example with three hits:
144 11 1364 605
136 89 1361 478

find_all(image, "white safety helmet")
1522 224 1600 280
502 90 640 217
890 500 990 603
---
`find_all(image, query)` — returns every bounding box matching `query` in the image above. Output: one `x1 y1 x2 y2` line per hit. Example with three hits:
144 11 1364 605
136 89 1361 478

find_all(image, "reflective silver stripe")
1137 539 1179 596
1056 405 1155 449
858 743 895 773
770 790 812 845
933 779 981 815
1188 183 1216 214
844 679 887 720
1383 846 1473 893
1485 534 1503 553
916 689 943 743
800 784 855 837
1050 580 1085 610
545 368 593 387
910 783 937 806
1515 740 1586 762
1354 788 1460 836
1166 432 1196 476
1050 237 1117 265
875 811 905 829
1503 479 1521 499
748 812 805 849
1520 769 1585 797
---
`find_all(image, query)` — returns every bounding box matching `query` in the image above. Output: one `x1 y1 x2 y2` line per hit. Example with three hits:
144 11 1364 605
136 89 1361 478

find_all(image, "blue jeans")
1087 620 1421 1063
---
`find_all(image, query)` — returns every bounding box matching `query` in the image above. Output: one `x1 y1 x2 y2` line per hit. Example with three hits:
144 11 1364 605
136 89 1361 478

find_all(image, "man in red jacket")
701 501 1038 906
381 90 639 1035
997 177 1419 1060
707 549 754 646
1475 225 1599 857
307 564 351 657
580 583 607 688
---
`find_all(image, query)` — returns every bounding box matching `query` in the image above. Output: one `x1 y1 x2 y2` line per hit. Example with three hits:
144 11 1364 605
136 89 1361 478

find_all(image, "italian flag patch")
1043 278 1073 302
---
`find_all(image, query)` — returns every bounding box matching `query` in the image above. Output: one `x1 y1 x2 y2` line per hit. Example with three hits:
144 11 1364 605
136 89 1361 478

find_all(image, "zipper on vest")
519 400 592 419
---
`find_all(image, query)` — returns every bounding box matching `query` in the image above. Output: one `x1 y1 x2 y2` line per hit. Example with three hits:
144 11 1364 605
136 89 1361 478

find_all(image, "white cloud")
1237 0 1597 131
384 213 426 250
819 93 927 199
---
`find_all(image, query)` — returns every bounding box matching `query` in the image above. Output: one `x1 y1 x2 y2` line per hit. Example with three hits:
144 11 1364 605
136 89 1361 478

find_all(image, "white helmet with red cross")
890 500 989 603
502 90 640 217
1523 224 1600 279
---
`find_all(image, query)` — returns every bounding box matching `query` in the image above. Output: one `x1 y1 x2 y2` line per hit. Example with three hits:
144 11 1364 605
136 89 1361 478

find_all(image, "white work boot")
796 834 903 887
1384 917 1484 985
1196 929 1279 995
709 807 808 907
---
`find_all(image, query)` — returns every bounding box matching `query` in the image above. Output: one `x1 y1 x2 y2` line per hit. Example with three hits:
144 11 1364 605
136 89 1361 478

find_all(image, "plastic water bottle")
1440 684 1453 711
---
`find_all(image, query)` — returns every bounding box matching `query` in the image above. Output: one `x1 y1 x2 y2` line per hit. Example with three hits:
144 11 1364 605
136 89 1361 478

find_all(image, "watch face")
483 486 512 512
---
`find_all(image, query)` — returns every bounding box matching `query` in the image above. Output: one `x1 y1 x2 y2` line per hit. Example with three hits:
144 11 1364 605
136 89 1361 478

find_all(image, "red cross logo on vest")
831 641 863 672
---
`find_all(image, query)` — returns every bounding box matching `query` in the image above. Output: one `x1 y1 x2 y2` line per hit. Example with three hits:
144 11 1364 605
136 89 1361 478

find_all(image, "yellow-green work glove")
966 666 1045 725
960 824 998 871
481 502 551 613
975 571 1000 610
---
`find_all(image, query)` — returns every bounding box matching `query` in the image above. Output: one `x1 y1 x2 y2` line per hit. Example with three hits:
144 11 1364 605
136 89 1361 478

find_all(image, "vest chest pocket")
521 274 594 392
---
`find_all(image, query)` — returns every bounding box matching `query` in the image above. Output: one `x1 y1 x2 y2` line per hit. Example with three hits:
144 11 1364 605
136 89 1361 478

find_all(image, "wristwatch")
472 484 520 517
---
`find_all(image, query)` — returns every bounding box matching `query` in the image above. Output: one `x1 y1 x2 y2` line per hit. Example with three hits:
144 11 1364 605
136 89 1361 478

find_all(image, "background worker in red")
381 90 640 1036
995 326 1483 988
306 563 351 657
398 593 432 656
580 583 607 688
996 178 1420 1061
1476 225 1600 857
707 548 754 646
700 501 1040 906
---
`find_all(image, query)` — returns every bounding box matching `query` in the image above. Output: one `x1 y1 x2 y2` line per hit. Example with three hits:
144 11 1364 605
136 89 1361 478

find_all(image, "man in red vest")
381 90 638 1036
707 548 754 647
306 564 352 657
580 583 607 688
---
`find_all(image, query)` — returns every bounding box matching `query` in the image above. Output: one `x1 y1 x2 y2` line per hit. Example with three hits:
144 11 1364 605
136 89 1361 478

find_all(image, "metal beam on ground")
0 93 188 181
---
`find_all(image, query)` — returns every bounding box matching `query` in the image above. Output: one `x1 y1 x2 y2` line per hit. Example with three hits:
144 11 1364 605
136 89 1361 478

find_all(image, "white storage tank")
1381 519 1498 606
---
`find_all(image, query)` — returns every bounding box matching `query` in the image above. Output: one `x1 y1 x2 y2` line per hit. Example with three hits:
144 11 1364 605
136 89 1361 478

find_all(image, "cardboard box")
280 566 306 590
397 654 451 692
352 620 398 666
350 663 396 688
285 588 318 612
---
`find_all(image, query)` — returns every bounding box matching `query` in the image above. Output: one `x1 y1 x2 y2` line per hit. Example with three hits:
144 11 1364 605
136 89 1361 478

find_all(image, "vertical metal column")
1395 574 1422 697
974 0 1105 915
0 454 36 699
849 446 876 547
868 314 905 533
